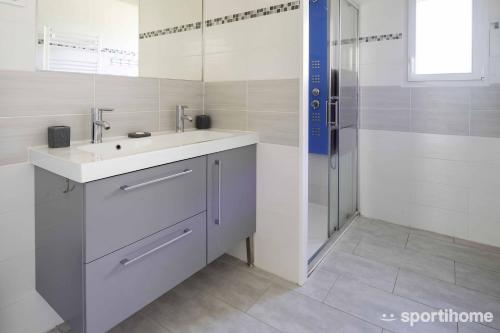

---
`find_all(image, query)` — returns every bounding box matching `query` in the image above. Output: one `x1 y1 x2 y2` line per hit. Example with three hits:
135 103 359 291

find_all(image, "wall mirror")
36 0 203 80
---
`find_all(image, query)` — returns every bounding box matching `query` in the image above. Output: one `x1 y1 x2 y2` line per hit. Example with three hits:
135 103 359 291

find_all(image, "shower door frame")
308 0 360 270
329 0 360 235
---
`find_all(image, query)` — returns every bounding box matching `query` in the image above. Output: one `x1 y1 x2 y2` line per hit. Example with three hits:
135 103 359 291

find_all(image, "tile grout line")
392 268 400 294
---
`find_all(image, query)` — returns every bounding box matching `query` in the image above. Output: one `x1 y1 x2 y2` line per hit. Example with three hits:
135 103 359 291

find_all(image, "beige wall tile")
160 79 203 111
0 115 90 165
208 110 247 131
248 79 300 113
0 71 93 117
159 110 202 131
103 111 159 138
248 111 299 146
205 81 247 111
95 75 159 113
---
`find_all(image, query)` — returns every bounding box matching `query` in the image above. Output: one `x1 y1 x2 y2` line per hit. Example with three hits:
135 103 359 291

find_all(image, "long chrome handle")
215 160 221 225
120 228 192 266
120 169 193 191
329 100 339 129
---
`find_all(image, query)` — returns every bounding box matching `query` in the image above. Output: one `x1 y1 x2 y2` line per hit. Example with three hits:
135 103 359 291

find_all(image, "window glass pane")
415 0 472 75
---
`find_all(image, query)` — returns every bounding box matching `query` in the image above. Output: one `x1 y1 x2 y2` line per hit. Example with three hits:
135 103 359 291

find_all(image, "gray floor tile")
248 284 382 333
354 238 455 283
186 257 273 312
456 263 500 298
410 228 455 243
108 312 171 333
348 217 410 248
394 269 500 330
454 238 500 256
142 281 279 333
320 251 399 292
407 234 500 273
459 323 500 333
325 277 457 333
292 269 339 302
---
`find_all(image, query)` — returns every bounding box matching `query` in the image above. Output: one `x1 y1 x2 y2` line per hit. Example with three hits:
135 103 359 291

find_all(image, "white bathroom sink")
30 130 258 183
76 130 234 158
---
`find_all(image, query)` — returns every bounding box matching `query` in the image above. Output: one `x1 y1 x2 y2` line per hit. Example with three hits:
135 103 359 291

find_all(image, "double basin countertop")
29 130 259 183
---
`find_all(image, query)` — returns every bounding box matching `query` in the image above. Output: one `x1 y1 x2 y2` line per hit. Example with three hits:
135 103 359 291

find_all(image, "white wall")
139 0 202 79
358 0 500 248
360 129 500 247
202 0 307 284
0 0 36 71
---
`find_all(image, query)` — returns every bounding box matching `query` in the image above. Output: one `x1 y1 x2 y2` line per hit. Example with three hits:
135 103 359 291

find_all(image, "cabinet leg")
246 235 254 267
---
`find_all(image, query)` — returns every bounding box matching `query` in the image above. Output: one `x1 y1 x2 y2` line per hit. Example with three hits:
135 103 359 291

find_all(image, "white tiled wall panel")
204 7 301 82
359 129 500 247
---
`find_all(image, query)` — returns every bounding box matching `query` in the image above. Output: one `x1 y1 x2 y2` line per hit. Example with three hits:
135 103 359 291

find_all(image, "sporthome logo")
381 309 494 327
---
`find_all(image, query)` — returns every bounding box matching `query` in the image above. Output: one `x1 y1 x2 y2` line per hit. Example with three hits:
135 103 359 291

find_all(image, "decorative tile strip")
37 39 137 56
359 32 403 43
205 1 301 27
139 21 202 39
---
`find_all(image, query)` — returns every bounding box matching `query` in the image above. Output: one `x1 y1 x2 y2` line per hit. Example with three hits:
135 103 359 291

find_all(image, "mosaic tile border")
360 33 403 43
139 22 202 40
205 1 301 27
37 39 137 56
331 33 402 46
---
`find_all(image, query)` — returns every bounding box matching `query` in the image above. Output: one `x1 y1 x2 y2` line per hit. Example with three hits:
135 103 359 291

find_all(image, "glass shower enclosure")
308 0 359 264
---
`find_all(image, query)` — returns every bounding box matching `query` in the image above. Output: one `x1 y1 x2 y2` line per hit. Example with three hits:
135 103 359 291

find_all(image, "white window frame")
408 0 489 82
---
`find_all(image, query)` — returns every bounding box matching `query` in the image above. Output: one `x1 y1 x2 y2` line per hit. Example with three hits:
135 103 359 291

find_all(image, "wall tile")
95 75 159 113
103 111 159 138
0 251 34 310
0 291 62 333
159 79 203 111
248 111 299 146
159 110 201 131
471 85 500 111
248 79 300 113
0 163 34 216
410 182 468 213
0 208 34 263
204 81 247 111
360 86 410 109
411 110 470 136
360 108 410 131
0 115 90 165
411 87 470 112
411 87 471 136
470 110 500 138
0 71 93 117
207 110 247 131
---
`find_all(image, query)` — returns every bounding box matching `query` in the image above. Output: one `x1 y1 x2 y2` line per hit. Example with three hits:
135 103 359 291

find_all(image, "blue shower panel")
309 0 329 155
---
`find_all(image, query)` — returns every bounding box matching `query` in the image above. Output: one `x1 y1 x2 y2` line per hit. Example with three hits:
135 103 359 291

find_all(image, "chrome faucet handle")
94 120 111 130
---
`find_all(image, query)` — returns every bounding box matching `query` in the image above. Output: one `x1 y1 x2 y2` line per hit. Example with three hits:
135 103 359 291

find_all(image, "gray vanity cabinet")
207 145 257 263
35 145 256 333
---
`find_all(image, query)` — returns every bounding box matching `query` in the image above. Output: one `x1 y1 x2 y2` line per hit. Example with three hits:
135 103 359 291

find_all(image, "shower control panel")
309 0 328 155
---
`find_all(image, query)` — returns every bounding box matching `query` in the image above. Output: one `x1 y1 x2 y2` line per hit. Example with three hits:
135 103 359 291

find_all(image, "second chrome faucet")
176 105 193 133
91 107 113 144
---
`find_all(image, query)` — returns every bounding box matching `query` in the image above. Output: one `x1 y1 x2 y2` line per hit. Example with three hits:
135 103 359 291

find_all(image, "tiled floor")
48 216 500 333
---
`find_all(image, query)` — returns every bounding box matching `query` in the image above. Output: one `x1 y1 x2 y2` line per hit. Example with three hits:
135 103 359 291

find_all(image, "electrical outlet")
0 0 26 7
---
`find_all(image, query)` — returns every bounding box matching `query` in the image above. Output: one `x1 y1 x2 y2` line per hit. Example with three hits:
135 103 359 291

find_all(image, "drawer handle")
120 169 193 191
215 160 221 226
119 228 193 267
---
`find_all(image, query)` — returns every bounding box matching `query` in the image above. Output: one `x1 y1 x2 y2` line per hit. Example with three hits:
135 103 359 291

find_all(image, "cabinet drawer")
85 212 206 333
84 156 206 262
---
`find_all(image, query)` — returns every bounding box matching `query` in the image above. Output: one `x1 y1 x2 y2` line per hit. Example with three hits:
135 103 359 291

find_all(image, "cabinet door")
207 145 256 263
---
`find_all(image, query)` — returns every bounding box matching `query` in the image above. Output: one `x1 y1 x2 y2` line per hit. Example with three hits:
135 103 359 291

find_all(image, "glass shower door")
328 0 359 234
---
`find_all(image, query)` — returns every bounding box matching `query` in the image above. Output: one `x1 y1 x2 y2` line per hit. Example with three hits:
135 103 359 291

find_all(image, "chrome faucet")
176 105 193 133
91 107 113 143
